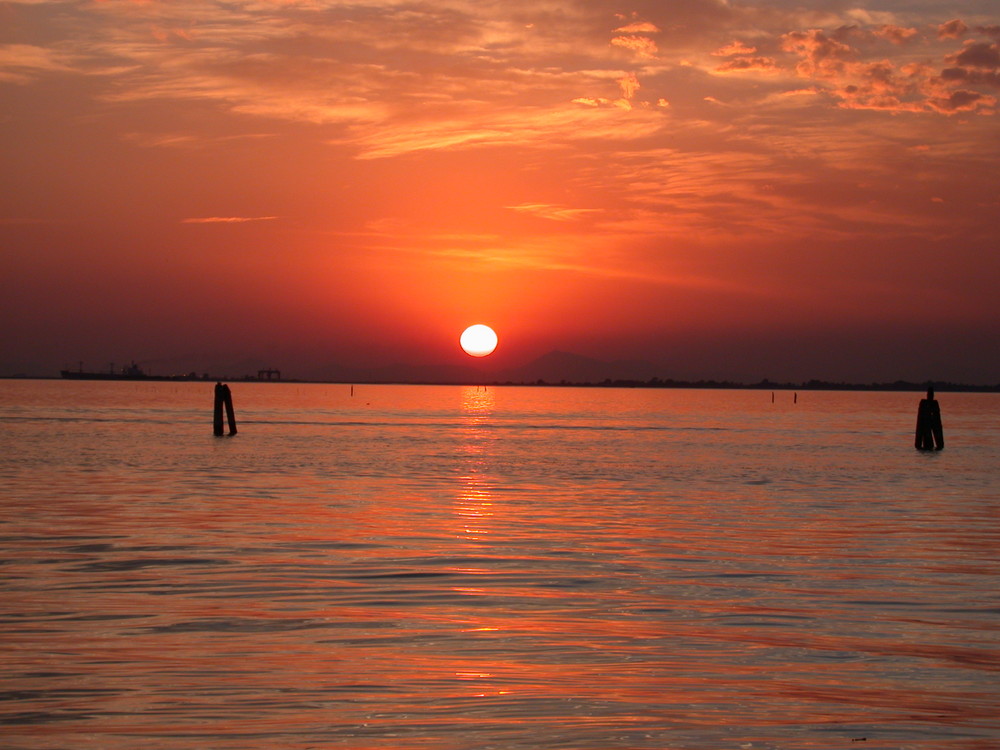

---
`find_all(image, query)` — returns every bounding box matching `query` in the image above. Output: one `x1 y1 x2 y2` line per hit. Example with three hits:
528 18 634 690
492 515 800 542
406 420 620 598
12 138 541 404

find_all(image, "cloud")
0 43 82 83
506 203 600 222
181 216 279 224
125 131 276 148
874 25 917 45
938 19 968 40
715 56 779 73
3 0 672 162
713 41 757 56
833 59 924 112
772 22 999 116
611 35 659 59
614 22 660 34
781 29 856 78
925 89 996 114
939 41 1000 90
946 41 1000 69
340 103 664 159
941 67 1000 90
618 72 640 99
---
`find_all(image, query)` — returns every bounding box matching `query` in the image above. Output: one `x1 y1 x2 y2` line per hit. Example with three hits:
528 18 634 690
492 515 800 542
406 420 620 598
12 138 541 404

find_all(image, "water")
1 381 998 750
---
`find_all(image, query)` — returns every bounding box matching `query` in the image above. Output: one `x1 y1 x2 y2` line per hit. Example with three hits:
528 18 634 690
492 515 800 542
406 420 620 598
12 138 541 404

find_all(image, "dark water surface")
1 381 998 749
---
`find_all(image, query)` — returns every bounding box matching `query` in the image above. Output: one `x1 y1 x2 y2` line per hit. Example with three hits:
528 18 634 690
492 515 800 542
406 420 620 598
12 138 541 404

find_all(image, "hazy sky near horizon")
2 0 998 382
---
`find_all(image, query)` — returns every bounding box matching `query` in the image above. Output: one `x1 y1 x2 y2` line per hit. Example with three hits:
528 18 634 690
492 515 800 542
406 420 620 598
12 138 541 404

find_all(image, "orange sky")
2 0 998 382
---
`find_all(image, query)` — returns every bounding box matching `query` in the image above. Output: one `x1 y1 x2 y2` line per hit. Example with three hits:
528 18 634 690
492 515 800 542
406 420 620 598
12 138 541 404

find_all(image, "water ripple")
1 383 999 749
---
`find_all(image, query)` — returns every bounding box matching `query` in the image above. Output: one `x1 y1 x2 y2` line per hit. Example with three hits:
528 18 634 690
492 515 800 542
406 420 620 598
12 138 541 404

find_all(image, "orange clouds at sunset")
1 0 998 383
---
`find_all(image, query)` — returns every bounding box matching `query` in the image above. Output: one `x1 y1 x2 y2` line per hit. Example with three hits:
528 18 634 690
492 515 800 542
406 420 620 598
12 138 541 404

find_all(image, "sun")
460 324 498 357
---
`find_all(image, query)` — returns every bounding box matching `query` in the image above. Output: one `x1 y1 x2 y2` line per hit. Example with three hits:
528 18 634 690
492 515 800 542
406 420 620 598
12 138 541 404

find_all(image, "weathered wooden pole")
213 382 237 436
915 386 943 451
213 382 224 436
222 383 237 435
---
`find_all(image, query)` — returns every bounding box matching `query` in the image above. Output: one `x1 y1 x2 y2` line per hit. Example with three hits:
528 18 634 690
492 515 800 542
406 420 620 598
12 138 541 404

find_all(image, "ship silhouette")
60 362 206 381
61 361 149 380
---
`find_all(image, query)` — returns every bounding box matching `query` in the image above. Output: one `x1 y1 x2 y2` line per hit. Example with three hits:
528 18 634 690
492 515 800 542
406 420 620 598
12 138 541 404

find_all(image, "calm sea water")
1 380 998 750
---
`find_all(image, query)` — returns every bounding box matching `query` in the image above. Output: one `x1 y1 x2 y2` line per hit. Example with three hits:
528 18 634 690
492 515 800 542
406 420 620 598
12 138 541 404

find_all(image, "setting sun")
460 325 498 357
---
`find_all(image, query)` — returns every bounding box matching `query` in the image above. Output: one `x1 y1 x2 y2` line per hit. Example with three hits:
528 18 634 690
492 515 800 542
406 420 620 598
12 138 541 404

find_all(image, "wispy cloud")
181 216 279 224
125 132 276 148
506 203 601 222
713 41 758 56
338 103 664 159
0 43 81 83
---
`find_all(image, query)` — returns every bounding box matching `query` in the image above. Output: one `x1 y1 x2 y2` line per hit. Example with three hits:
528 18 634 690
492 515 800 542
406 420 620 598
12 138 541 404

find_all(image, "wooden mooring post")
213 382 237 436
914 386 943 451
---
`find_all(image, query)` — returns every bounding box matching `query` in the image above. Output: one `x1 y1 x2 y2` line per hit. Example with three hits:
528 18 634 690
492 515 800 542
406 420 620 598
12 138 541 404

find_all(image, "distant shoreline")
3 374 998 392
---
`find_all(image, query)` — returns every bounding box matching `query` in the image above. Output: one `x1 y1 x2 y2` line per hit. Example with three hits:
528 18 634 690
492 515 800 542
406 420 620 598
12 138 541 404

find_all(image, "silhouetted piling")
915 386 943 451
213 382 237 436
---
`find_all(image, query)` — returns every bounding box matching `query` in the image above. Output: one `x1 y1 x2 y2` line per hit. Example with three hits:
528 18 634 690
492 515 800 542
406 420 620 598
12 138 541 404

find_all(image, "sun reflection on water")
455 386 498 541
459 384 496 423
